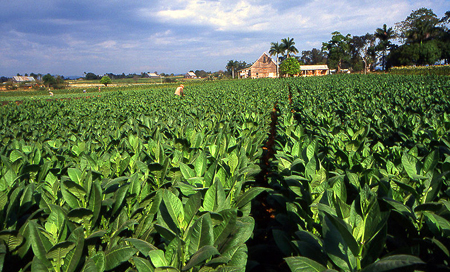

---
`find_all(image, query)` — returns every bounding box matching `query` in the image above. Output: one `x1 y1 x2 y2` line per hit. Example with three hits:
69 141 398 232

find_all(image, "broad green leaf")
228 152 239 176
194 151 207 177
82 251 106 272
183 192 202 229
125 238 158 257
323 214 358 271
182 245 219 271
105 245 138 271
187 213 214 256
203 181 226 212
64 227 85 272
0 230 24 252
179 162 195 180
159 190 184 233
149 249 168 268
422 149 439 174
67 208 93 224
285 256 328 272
133 256 155 272
68 168 83 184
213 209 237 252
45 241 75 261
29 221 52 268
401 153 422 180
61 179 85 208
234 187 270 209
361 254 425 272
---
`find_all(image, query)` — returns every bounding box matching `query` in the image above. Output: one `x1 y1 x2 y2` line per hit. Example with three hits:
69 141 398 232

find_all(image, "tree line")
227 8 450 76
309 8 449 73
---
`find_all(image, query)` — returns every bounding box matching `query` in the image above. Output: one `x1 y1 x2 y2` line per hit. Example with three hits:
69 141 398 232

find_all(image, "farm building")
12 76 36 83
184 72 197 78
300 65 329 76
239 52 277 79
147 73 160 78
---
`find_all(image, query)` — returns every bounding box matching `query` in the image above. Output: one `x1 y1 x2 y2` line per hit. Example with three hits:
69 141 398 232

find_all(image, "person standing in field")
175 84 185 96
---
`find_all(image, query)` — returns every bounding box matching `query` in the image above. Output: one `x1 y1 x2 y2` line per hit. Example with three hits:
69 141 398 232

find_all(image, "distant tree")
226 60 247 78
85 72 98 80
322 31 352 72
388 40 441 67
42 74 56 87
54 75 67 89
100 75 112 86
375 24 396 70
281 37 299 58
395 8 441 44
350 34 376 73
301 48 327 65
280 57 300 77
0 76 9 83
194 70 208 78
269 42 284 77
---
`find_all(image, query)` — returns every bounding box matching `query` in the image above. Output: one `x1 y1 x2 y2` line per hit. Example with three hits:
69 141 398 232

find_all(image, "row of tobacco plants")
1 74 450 271
267 75 450 271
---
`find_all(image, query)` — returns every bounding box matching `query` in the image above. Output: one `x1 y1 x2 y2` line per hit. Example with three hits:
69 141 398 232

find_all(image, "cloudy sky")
1 0 448 77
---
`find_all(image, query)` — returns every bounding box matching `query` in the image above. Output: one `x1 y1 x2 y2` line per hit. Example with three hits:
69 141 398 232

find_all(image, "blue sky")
1 0 448 77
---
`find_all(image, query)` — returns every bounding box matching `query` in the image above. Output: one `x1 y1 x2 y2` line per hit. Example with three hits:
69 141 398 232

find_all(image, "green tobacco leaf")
133 256 155 272
213 209 237 252
382 197 416 220
0 243 5 272
154 224 177 242
423 211 450 234
179 162 195 180
82 251 106 272
105 245 138 271
29 221 52 268
88 181 102 230
149 249 168 268
64 227 85 272
361 254 424 272
234 187 270 209
323 214 358 271
0 230 24 252
45 241 75 261
183 192 202 229
285 256 328 272
112 184 130 216
273 229 295 257
68 168 83 184
67 208 93 224
401 153 424 180
182 245 219 271
155 267 179 272
159 189 184 233
203 181 226 212
61 179 85 208
194 151 207 177
422 149 439 174
125 238 158 257
187 213 214 256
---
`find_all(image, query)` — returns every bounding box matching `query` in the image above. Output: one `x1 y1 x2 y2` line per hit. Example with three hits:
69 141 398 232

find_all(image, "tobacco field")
1 74 450 272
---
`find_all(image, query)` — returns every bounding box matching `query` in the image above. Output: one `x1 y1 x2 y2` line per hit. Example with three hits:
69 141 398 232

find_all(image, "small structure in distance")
184 72 197 79
239 52 277 79
300 65 329 76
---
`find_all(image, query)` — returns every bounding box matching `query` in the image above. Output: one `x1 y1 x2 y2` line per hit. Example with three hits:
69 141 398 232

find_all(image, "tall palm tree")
269 42 284 77
375 24 395 71
281 37 299 58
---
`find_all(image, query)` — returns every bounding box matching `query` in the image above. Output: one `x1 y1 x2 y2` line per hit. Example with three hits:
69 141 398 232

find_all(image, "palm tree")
226 60 238 79
375 24 395 71
269 42 284 77
281 37 299 58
